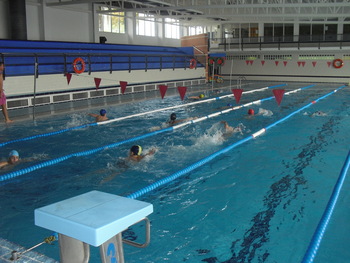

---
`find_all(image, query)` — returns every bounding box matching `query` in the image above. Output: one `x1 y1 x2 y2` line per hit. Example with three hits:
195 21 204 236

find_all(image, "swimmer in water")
311 111 327 117
221 121 242 138
216 103 233 110
0 150 20 169
88 109 108 122
128 145 156 162
167 113 198 126
188 94 205 100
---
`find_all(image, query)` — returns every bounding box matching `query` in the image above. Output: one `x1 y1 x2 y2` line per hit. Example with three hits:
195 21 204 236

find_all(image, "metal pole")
211 62 215 91
229 56 234 88
33 59 38 121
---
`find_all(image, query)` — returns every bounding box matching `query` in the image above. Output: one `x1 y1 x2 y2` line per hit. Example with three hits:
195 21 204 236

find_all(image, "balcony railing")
210 34 350 51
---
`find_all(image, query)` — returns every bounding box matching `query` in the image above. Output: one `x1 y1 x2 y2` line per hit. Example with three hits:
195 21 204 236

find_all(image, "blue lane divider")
0 123 98 147
301 148 350 263
0 84 286 148
0 84 315 183
126 85 346 200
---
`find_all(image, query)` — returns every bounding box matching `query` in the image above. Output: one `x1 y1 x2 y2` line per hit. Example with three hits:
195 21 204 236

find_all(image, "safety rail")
0 84 284 147
0 53 203 78
0 83 316 183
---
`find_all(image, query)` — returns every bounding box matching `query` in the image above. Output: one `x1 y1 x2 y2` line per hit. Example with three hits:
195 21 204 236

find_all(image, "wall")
4 68 205 97
222 50 350 84
0 0 9 39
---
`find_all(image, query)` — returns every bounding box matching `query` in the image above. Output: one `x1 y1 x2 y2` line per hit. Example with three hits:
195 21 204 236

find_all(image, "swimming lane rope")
301 149 350 263
0 84 286 148
0 84 312 183
125 85 347 199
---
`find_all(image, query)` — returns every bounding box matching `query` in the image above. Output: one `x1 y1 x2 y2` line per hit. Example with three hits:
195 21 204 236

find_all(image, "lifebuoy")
73 57 86 74
189 59 197 69
333 59 344 69
217 57 225 66
208 57 216 65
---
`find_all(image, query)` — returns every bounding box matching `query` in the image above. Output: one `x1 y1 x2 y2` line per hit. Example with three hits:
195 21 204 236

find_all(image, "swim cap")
9 150 19 157
130 145 142 156
199 94 205 99
227 103 233 107
248 109 255 115
170 113 177 121
100 109 107 116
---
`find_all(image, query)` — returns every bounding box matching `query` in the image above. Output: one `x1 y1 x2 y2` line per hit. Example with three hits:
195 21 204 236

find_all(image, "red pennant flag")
94 78 101 90
261 60 265 66
283 61 288 66
159 85 168 99
312 61 317 67
245 60 250 65
297 61 302 67
232 89 243 104
177 86 187 101
327 61 332 67
301 62 306 67
120 81 127 94
275 61 279 66
66 73 72 85
273 89 285 106
249 60 254 65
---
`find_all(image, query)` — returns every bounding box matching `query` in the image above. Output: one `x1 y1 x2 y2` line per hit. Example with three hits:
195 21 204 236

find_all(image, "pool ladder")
237 76 246 88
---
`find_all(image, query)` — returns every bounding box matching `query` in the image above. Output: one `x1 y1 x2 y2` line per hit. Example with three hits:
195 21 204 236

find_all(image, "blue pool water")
0 82 350 263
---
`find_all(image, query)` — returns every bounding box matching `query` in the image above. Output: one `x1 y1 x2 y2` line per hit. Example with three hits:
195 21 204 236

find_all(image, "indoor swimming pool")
0 81 350 263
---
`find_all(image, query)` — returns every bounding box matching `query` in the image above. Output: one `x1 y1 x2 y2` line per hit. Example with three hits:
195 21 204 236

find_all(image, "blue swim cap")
9 150 19 157
130 145 142 156
227 103 233 107
100 109 107 116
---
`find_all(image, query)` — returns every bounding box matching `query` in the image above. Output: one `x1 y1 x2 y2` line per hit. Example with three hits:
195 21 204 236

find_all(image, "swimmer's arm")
88 113 98 117
0 161 8 168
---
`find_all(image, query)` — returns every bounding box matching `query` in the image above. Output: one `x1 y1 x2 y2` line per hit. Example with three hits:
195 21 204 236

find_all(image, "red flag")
273 89 285 106
327 61 332 67
283 61 288 67
94 78 101 90
312 61 317 67
120 81 127 94
275 61 279 66
177 86 187 101
159 85 168 99
66 73 72 85
232 89 243 104
261 60 265 66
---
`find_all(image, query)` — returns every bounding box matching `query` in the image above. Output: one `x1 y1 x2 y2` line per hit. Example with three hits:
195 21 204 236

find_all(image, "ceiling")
45 0 350 26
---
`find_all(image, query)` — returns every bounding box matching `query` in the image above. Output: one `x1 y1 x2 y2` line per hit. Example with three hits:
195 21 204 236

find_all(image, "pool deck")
0 238 58 263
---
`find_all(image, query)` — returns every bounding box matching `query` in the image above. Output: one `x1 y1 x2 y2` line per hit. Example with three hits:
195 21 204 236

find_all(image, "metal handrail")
122 217 151 248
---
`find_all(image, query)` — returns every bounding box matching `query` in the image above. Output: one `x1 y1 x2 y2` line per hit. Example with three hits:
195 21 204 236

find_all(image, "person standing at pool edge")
88 109 108 122
0 62 13 123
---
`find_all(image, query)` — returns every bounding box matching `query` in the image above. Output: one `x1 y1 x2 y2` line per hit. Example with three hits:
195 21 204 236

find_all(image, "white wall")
4 68 205 97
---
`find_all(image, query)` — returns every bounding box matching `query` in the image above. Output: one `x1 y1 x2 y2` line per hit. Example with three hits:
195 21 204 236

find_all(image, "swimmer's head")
8 150 19 164
170 113 177 121
227 103 233 107
199 94 205 99
100 109 107 116
248 109 255 115
130 145 142 156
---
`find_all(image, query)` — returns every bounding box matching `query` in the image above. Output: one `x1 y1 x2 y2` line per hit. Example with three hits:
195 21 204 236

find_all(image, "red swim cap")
248 109 254 115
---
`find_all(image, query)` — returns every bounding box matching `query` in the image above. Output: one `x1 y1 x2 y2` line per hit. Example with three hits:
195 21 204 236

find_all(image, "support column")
9 0 27 40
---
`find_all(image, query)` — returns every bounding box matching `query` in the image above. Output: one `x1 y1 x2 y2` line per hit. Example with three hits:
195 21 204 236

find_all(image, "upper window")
136 13 156 37
98 7 125 33
164 18 180 39
189 26 206 36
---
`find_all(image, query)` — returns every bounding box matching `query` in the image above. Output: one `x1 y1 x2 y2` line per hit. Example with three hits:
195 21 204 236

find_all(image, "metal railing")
210 34 350 51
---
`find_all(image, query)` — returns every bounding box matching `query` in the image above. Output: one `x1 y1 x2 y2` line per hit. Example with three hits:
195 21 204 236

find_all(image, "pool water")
0 82 350 263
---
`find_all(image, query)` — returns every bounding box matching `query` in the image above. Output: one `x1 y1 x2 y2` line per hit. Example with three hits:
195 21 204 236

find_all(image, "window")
164 18 180 39
189 26 206 36
136 13 155 37
98 7 125 33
